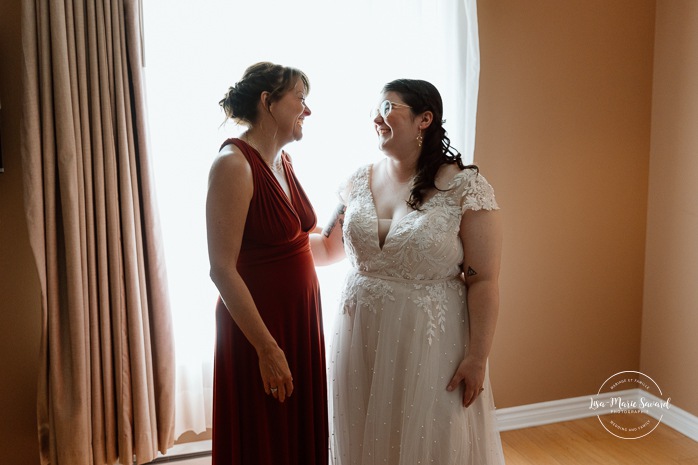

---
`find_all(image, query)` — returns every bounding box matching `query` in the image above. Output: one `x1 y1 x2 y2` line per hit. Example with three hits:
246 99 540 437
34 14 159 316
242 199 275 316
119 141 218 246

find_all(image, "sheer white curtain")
142 0 480 438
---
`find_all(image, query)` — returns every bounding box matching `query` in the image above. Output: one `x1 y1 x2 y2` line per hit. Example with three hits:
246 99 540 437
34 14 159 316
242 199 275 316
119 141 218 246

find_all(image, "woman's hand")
446 355 486 407
258 345 294 403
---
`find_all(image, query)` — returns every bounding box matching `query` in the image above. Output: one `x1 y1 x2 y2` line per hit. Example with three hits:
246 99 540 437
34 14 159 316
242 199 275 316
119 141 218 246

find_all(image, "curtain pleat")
21 1 175 464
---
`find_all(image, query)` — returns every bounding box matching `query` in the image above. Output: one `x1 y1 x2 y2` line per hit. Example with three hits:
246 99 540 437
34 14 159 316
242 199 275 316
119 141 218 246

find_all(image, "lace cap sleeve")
337 164 369 205
455 169 500 214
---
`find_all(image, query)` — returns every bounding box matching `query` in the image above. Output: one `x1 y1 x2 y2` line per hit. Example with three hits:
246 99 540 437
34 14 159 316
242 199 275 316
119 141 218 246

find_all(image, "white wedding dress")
329 165 505 465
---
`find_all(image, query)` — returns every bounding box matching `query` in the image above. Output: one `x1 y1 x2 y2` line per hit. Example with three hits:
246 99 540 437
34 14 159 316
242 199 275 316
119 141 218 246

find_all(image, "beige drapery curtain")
21 0 175 464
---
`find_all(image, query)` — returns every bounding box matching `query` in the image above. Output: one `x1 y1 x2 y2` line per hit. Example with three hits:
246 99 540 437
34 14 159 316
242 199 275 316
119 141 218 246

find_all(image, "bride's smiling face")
372 92 418 155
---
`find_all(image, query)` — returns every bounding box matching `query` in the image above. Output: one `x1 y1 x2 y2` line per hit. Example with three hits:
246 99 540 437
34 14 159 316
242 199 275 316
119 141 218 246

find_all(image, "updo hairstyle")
219 62 310 126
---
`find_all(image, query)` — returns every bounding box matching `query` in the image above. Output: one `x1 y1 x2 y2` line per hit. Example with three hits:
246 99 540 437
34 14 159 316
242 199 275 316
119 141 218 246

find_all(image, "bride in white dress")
311 79 505 465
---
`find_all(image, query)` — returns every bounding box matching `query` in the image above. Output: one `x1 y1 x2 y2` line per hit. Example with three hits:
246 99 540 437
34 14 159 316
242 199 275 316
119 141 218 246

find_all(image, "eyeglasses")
370 99 412 119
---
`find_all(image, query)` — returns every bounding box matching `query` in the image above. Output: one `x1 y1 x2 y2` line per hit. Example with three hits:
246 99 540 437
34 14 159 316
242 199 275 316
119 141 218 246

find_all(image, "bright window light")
143 0 479 437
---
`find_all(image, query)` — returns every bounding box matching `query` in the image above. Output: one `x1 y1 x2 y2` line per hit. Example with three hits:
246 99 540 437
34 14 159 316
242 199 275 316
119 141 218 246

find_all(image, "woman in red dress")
206 62 327 464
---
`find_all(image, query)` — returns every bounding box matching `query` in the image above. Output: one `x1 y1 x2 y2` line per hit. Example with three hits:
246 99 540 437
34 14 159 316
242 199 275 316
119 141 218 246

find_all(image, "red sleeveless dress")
212 139 328 465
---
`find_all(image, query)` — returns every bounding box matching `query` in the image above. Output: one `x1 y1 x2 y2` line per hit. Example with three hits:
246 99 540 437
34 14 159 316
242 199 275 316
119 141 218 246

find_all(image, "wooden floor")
501 414 698 464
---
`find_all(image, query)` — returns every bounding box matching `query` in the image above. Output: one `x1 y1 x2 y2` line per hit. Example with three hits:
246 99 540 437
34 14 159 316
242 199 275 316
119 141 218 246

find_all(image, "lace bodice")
341 165 499 281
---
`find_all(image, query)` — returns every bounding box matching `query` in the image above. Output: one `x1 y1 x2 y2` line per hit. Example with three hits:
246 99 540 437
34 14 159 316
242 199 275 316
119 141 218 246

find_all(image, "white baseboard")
641 391 698 442
496 389 698 442
495 390 615 431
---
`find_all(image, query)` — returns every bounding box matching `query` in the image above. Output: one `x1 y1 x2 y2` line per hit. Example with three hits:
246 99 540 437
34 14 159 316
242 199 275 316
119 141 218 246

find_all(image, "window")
143 0 479 437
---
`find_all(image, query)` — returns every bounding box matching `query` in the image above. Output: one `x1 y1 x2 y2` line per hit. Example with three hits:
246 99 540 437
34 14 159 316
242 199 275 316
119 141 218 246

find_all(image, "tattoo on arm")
466 266 478 277
323 203 347 238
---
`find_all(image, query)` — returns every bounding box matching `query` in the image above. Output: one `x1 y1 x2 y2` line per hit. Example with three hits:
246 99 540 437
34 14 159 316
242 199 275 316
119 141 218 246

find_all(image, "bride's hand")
446 355 486 407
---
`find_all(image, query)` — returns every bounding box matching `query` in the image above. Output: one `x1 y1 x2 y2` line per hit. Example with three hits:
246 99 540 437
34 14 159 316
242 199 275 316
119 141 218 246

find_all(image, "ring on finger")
270 387 278 393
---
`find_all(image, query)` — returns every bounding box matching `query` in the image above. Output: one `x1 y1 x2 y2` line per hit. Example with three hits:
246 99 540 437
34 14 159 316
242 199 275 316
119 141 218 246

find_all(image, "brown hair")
219 62 310 126
382 78 477 210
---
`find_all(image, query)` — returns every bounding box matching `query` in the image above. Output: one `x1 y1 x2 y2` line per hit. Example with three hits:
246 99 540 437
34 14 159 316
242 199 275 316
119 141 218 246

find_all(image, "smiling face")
373 91 422 157
269 79 311 144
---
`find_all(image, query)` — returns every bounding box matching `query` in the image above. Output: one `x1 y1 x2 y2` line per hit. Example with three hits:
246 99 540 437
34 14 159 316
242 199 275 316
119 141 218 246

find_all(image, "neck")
240 129 283 167
385 158 418 184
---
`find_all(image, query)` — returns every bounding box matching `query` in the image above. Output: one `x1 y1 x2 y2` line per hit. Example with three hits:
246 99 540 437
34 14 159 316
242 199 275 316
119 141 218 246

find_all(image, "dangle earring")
416 130 423 148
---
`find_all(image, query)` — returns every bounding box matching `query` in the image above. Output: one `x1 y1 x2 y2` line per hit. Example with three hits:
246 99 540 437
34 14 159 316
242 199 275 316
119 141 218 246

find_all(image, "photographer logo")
589 371 671 439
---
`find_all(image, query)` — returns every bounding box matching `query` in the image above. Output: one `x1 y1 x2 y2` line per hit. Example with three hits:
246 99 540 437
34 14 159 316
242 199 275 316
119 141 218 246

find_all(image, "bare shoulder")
207 143 254 210
209 143 252 184
434 163 466 189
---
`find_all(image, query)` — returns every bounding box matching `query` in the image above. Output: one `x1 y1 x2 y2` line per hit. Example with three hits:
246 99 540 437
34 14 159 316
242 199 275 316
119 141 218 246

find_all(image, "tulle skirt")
329 271 505 465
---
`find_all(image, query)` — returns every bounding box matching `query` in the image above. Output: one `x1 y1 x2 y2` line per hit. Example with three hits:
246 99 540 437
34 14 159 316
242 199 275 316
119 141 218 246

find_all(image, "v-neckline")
366 165 419 252
242 140 296 212
264 157 294 207
237 138 300 221
365 164 464 251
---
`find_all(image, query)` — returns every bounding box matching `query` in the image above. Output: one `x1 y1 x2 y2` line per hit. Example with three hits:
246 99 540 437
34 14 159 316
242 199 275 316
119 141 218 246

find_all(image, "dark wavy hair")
382 79 478 210
219 62 310 126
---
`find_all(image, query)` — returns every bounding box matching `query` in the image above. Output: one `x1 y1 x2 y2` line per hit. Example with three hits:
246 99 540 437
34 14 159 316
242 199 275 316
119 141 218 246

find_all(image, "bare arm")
206 147 293 402
447 208 503 407
310 201 347 266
